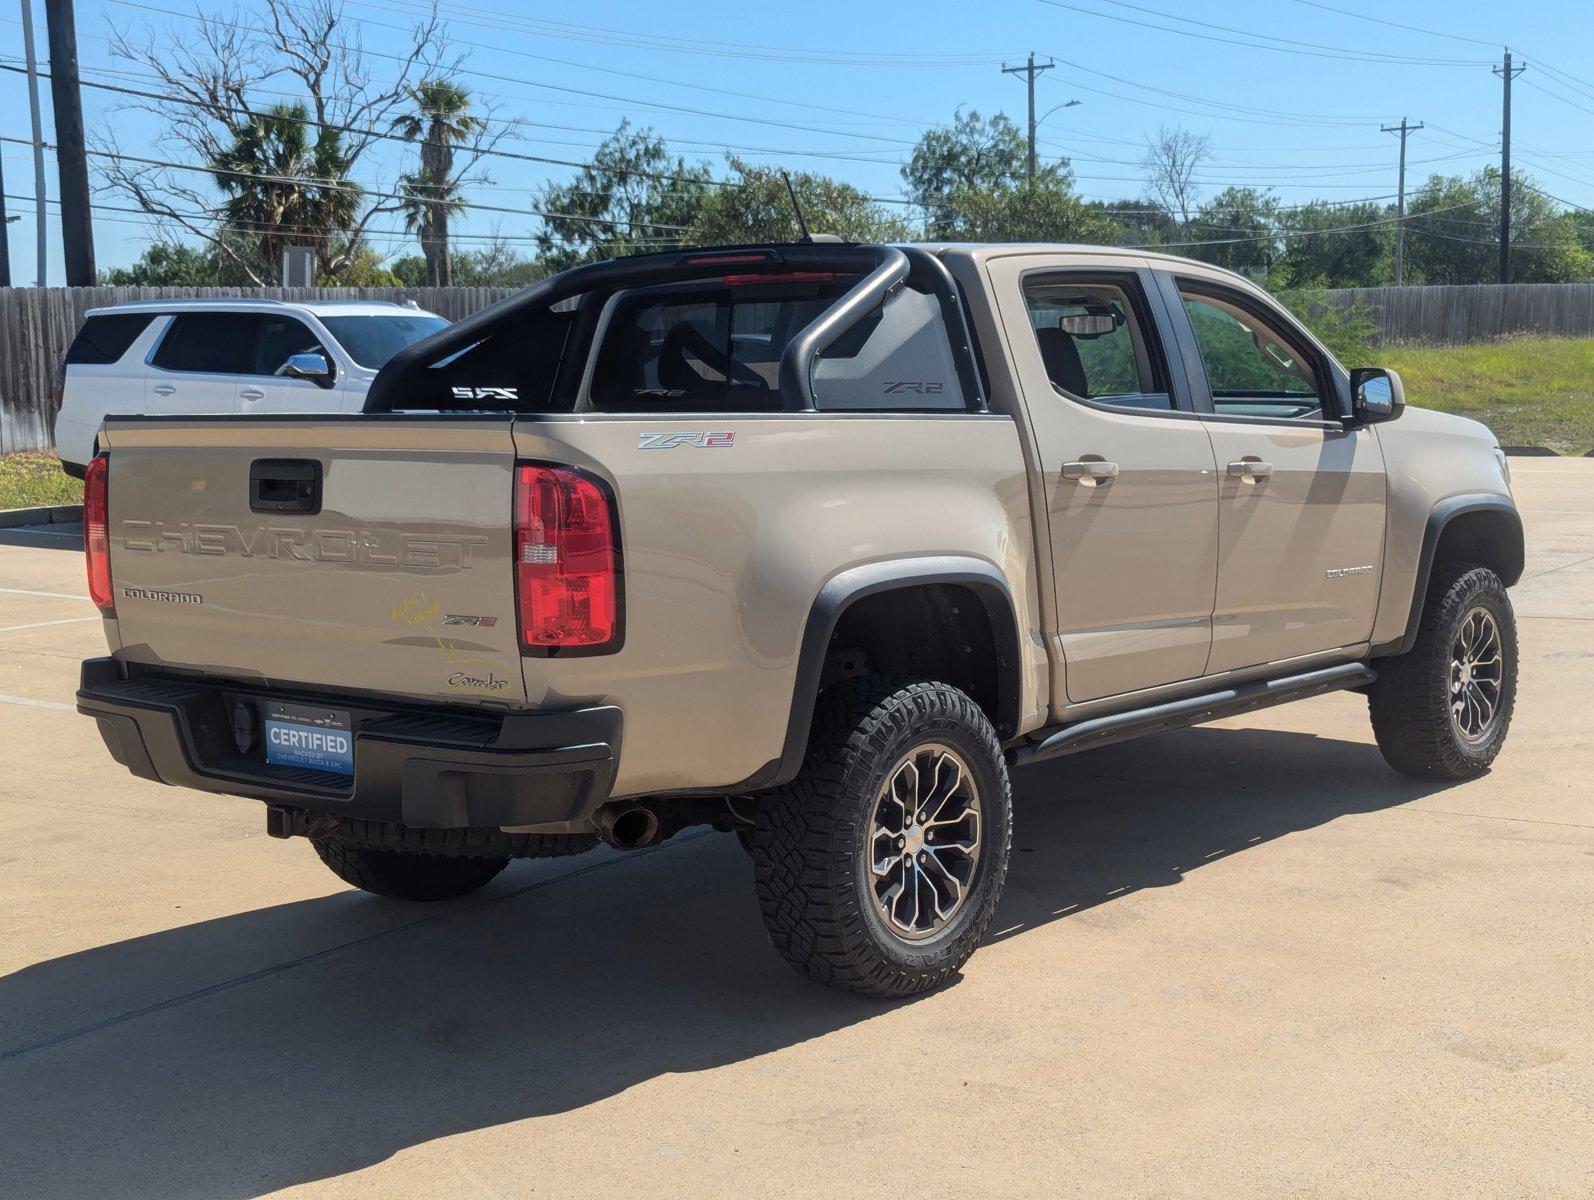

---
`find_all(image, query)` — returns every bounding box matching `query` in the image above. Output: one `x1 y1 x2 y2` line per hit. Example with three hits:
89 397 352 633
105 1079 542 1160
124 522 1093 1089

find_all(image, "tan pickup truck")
77 242 1522 996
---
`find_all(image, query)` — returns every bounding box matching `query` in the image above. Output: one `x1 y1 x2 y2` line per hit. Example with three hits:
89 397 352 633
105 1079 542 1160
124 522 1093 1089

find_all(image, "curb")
0 504 83 529
1500 446 1560 457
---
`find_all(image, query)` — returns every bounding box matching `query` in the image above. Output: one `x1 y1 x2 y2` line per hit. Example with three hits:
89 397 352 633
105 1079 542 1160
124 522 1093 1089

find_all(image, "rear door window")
152 313 261 374
1021 275 1173 411
66 313 157 365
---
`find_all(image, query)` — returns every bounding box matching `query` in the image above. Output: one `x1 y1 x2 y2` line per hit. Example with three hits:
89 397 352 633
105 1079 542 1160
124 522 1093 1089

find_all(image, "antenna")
781 171 813 242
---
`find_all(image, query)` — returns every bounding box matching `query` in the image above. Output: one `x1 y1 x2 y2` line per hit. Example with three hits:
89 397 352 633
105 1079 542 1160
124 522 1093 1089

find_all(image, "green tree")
904 108 1069 236
453 237 549 286
1185 187 1279 276
209 103 361 284
1272 200 1391 288
392 79 486 287
99 243 230 285
1405 168 1591 285
537 122 713 268
932 177 1118 245
1088 197 1174 246
687 158 913 245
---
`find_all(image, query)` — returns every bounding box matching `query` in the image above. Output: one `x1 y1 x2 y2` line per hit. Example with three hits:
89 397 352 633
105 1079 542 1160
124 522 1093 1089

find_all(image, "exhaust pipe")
594 804 660 851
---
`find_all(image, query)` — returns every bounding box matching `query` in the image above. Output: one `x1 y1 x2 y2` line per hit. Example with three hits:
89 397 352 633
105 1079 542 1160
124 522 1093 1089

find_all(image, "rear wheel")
1368 563 1518 779
750 677 1012 998
312 837 509 901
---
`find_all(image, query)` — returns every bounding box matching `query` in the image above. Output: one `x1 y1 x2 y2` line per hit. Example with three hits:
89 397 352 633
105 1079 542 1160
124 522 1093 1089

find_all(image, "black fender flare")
1376 493 1524 658
769 556 1024 788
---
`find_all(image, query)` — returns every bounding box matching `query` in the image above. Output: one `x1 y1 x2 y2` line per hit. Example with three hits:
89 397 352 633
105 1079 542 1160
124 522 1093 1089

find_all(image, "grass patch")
0 452 83 510
1379 336 1594 455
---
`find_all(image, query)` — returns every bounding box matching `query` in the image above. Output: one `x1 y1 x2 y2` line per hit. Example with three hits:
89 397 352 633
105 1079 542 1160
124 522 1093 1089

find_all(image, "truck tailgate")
101 417 527 706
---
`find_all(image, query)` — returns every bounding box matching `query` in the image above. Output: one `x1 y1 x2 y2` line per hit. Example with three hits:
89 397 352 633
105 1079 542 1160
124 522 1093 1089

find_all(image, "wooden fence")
1322 282 1594 346
6 281 1594 452
0 286 515 454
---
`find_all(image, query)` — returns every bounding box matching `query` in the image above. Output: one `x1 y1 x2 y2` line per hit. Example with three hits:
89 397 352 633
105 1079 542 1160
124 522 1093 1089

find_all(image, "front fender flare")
1376 493 1523 658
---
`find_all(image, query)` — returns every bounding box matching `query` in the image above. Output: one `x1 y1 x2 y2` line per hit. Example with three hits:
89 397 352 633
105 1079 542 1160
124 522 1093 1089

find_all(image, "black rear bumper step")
75 657 621 829
1013 663 1376 767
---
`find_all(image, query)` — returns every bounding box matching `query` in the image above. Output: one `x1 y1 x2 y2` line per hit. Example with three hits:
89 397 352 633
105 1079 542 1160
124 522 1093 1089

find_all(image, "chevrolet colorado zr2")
76 242 1522 997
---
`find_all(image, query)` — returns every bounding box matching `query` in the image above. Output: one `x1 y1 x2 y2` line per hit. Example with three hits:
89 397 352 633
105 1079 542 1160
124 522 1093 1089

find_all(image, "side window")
1021 275 1172 411
254 316 327 376
66 313 156 365
1178 285 1324 420
152 313 261 374
588 278 850 412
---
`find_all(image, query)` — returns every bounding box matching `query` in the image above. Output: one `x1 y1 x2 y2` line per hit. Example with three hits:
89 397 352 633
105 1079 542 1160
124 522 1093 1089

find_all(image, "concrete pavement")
0 461 1589 1199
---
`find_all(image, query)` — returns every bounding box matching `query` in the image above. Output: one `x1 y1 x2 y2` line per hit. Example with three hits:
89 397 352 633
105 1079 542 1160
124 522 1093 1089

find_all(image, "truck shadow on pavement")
0 724 1459 1199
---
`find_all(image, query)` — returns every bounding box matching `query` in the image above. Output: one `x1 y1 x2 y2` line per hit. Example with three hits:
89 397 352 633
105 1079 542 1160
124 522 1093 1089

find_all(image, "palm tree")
393 79 483 287
211 103 360 284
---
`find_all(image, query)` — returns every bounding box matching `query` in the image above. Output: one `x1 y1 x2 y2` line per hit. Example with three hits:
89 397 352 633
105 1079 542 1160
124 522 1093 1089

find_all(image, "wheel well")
821 583 1011 736
1434 508 1524 587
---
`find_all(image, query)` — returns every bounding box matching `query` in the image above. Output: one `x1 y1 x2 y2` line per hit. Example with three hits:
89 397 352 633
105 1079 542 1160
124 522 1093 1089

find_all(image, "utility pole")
1381 117 1423 287
45 0 94 284
19 0 49 285
1493 48 1525 285
1002 53 1055 181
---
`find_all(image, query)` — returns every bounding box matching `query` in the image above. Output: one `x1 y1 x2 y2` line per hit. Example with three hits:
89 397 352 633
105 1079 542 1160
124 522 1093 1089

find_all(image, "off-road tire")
750 677 1012 998
1368 563 1518 779
312 837 510 901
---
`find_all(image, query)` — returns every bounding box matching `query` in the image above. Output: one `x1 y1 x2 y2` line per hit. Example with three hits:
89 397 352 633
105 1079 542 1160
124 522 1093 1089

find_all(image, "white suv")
53 298 448 475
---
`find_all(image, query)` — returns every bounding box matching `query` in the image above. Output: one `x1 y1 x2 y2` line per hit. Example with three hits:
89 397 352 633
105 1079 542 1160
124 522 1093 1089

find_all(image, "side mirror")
281 352 334 389
1349 367 1404 425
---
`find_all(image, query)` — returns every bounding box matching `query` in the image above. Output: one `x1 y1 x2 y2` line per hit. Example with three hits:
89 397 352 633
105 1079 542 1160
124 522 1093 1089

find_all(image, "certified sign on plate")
264 701 354 776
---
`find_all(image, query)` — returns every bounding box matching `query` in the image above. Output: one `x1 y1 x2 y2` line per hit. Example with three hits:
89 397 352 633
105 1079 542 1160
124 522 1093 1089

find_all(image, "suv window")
320 314 448 369
590 278 851 412
1022 275 1172 410
254 316 328 376
1178 285 1324 420
152 313 260 375
66 313 157 365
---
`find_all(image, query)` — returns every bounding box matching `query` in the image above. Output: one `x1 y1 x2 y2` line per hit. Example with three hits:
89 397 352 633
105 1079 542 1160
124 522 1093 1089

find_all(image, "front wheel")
1368 563 1518 779
312 837 509 901
750 678 1013 998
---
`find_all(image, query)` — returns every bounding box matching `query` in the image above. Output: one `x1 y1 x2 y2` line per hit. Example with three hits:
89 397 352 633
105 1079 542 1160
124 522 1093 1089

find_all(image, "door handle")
1062 460 1119 483
153 385 175 397
1227 459 1274 482
239 388 266 401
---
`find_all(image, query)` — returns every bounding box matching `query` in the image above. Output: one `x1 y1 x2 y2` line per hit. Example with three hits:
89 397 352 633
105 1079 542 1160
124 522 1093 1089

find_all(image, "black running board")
1013 662 1376 767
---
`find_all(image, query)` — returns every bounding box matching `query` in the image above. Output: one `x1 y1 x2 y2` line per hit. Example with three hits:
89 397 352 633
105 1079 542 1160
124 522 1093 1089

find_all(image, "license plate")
264 702 354 776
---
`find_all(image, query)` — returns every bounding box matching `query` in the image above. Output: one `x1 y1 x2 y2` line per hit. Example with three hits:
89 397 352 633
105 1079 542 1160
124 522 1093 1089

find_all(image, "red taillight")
84 453 113 615
513 464 619 651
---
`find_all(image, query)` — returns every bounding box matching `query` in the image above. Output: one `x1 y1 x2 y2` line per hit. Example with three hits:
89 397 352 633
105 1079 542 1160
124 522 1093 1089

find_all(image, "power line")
102 0 926 145
0 135 695 230
324 0 1013 68
1033 0 1492 66
1280 0 1498 49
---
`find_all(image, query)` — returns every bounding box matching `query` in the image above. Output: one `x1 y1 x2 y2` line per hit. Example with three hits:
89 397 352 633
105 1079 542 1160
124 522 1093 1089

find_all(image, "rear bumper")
76 657 620 829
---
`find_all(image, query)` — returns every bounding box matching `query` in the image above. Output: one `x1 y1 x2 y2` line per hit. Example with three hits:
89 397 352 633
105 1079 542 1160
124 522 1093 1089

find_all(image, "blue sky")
3 0 1593 282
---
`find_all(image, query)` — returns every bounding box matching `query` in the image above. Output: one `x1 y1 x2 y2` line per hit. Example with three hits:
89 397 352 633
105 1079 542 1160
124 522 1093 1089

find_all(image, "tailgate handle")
250 459 322 514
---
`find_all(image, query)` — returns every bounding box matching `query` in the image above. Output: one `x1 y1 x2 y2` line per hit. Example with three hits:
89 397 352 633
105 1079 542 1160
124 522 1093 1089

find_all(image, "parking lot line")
0 693 75 712
0 617 98 634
